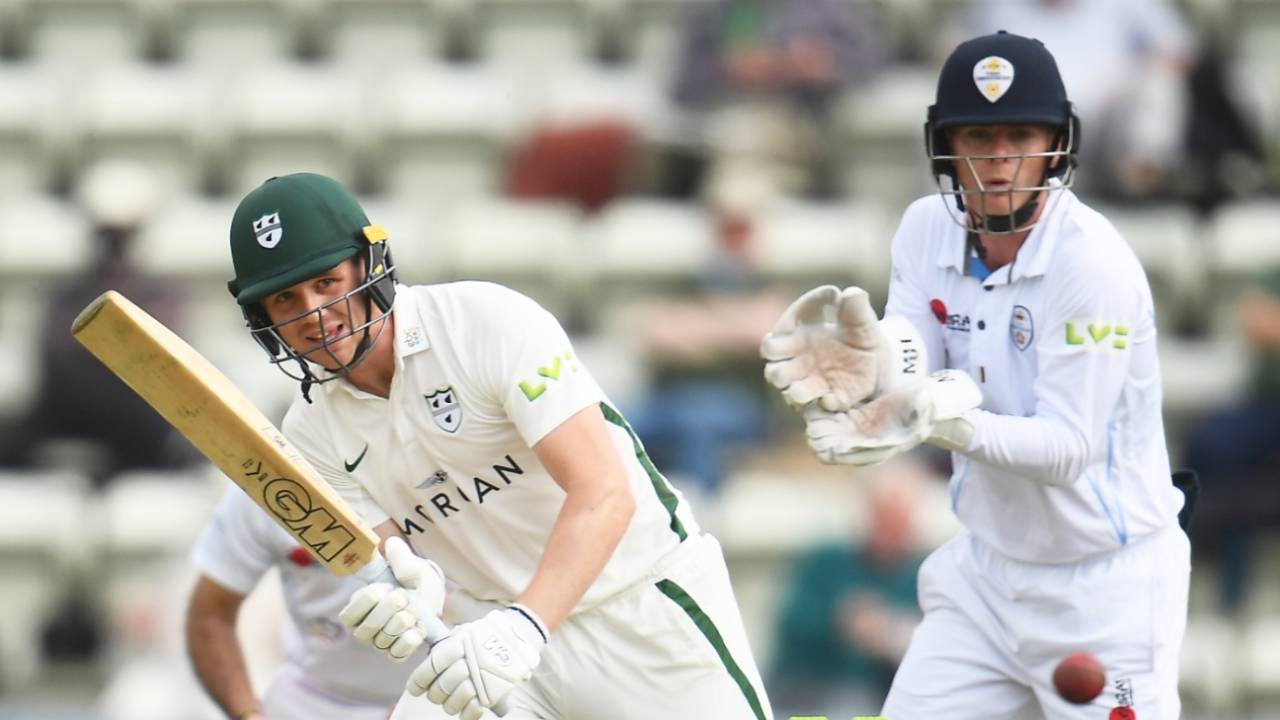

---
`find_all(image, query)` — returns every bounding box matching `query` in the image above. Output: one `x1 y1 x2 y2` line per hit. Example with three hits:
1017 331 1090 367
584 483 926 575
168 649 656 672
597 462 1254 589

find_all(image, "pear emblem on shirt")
426 387 462 433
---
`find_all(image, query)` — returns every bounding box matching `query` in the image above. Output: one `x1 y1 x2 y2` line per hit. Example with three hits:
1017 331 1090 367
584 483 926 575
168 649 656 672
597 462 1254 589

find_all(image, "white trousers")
395 533 771 720
882 526 1190 720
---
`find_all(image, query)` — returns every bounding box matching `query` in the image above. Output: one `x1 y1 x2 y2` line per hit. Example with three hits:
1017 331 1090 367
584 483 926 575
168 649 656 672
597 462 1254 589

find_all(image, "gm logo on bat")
241 457 357 562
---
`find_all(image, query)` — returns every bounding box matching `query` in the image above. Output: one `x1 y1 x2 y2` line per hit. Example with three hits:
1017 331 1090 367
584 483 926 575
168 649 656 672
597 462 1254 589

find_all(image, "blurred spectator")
768 468 926 717
0 160 198 486
666 0 887 204
954 0 1197 201
1185 266 1280 614
622 229 791 496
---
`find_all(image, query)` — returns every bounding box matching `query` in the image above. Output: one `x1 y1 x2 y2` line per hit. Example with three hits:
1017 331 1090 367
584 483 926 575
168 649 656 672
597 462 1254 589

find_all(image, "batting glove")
762 286 928 412
339 536 446 661
805 369 982 466
407 605 548 720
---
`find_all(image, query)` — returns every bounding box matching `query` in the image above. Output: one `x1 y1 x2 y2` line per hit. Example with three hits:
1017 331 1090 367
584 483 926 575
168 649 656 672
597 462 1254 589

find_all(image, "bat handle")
358 554 515 717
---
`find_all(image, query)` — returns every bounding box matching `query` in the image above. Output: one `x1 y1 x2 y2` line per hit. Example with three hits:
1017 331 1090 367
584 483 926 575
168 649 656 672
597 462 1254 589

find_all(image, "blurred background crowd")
0 0 1278 717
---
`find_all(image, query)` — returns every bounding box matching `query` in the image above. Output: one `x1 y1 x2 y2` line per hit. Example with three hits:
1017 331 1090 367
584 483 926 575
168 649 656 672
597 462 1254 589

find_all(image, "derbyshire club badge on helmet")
974 56 1014 104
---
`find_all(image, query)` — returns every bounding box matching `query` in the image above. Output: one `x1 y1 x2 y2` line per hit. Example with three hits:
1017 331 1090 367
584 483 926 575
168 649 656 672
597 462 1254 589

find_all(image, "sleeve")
883 210 947 374
472 286 607 448
958 249 1148 487
283 403 391 529
190 488 283 595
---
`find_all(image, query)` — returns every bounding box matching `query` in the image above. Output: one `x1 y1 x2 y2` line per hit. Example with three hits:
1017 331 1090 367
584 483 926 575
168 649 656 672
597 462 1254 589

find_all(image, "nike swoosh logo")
344 445 369 473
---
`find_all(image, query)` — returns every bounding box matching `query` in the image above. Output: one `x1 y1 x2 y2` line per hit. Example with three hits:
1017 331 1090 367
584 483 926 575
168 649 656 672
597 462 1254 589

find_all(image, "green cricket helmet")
226 173 397 397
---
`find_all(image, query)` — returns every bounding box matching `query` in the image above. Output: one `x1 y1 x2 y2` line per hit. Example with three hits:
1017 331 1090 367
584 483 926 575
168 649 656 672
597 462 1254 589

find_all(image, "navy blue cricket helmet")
925 31 1081 233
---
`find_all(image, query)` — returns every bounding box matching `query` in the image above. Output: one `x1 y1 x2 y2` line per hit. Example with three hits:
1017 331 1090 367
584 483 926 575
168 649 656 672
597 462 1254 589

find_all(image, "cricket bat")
72 290 512 715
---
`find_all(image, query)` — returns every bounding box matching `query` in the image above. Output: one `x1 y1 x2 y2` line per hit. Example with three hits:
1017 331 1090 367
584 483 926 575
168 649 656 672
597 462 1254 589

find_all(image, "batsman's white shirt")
886 188 1184 563
191 487 412 710
283 282 770 720
284 281 699 606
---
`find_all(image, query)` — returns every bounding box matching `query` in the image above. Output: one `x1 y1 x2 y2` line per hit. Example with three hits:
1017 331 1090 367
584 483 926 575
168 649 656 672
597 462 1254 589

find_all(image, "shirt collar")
391 283 432 360
935 185 1074 284
321 283 428 400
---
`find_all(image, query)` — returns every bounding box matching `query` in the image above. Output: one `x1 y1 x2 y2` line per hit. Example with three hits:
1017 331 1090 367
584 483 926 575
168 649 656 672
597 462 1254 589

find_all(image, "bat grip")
358 554 515 717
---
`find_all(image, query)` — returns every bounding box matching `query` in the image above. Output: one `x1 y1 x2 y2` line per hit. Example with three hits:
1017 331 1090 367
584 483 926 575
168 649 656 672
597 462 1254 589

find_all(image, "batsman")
762 32 1191 719
224 172 771 719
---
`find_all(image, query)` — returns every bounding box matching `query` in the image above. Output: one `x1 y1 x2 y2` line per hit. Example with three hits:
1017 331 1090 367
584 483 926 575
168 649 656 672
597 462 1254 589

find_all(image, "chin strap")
977 195 1041 233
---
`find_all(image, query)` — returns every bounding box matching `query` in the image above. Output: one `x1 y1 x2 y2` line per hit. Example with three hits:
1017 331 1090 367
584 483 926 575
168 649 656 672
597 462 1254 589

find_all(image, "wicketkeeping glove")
407 604 548 720
805 369 983 466
339 536 446 661
762 285 927 412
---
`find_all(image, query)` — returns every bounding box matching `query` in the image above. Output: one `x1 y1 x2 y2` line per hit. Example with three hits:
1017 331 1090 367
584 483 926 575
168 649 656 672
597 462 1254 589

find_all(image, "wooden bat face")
71 290 377 575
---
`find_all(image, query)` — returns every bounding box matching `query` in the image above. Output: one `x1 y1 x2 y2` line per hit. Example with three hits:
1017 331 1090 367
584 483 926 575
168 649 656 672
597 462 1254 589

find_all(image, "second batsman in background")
187 485 486 720
762 31 1190 718
223 173 771 720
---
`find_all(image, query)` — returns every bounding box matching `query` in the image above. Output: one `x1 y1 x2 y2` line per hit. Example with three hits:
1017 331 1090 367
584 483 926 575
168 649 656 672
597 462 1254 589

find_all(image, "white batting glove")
406 605 548 720
805 369 982 466
339 537 446 662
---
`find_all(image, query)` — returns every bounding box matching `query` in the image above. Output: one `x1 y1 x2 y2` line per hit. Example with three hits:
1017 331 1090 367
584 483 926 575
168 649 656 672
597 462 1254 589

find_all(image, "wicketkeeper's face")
948 123 1058 221
262 258 374 368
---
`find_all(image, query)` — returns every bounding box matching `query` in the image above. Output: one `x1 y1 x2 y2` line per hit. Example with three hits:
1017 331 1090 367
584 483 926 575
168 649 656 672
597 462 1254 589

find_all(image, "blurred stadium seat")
21 0 149 66
100 469 223 562
442 197 584 316
371 61 521 201
134 195 237 279
621 0 706 77
1207 199 1280 330
221 63 363 196
1104 203 1206 334
473 0 594 72
70 63 214 196
585 197 715 285
0 65 66 195
755 199 892 299
320 0 440 66
167 0 300 67
0 470 93 690
835 64 938 206
0 193 92 278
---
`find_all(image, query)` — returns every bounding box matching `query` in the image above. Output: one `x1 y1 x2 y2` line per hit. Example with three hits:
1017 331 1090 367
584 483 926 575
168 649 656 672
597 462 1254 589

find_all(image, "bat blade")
71 290 376 575
73 290 513 715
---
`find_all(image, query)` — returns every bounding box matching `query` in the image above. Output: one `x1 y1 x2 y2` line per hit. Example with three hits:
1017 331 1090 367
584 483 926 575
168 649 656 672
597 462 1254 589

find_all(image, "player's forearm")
957 409 1090 487
518 475 636 631
187 614 260 719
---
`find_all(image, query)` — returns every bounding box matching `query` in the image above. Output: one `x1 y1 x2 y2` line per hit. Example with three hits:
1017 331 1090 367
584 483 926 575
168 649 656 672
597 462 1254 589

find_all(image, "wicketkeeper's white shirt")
885 187 1183 563
190 487 413 706
284 282 699 609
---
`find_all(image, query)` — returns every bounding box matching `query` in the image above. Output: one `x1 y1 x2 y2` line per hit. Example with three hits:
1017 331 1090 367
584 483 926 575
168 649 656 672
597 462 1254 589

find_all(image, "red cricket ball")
1053 652 1106 704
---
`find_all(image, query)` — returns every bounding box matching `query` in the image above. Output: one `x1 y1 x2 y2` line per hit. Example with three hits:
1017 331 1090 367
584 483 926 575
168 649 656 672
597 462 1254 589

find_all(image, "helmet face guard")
926 115 1079 235
924 31 1081 235
239 242 397 393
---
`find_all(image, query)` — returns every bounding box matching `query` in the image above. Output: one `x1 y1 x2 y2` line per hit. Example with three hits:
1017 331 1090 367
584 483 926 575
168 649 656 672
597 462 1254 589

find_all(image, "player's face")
263 258 373 367
948 124 1057 219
